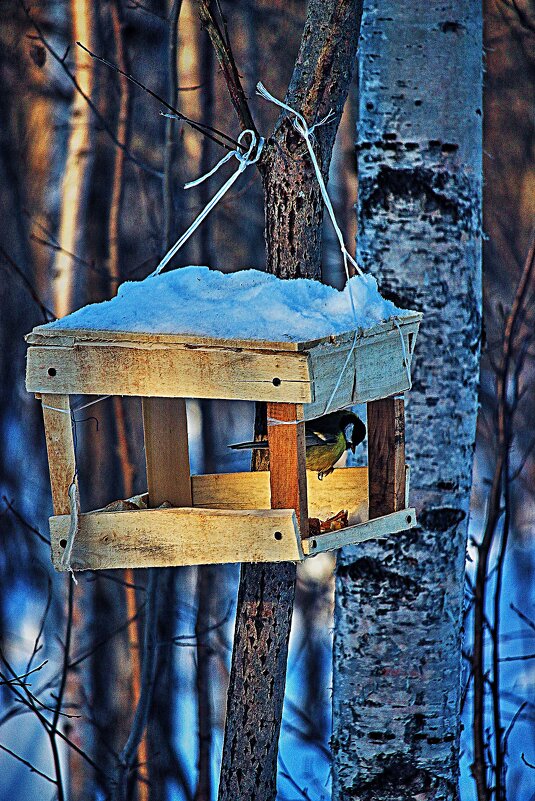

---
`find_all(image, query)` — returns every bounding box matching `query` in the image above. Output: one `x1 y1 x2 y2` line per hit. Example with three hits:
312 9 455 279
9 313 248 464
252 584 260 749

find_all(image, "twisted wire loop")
151 129 264 276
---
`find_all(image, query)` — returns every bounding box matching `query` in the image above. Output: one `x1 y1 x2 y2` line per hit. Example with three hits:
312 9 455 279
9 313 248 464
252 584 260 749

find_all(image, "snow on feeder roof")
43 266 414 344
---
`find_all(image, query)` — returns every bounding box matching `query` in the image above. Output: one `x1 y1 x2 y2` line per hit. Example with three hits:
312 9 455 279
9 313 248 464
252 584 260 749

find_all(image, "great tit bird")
229 410 366 479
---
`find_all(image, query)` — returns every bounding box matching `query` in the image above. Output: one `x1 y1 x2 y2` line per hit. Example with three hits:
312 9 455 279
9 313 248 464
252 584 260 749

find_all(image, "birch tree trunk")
217 3 363 800
52 0 94 317
332 2 482 799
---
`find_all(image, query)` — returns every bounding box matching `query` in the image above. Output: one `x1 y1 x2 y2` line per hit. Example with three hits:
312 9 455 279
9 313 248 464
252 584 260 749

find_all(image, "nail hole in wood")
406 515 412 525
48 367 57 377
274 531 283 540
59 538 67 548
311 539 317 549
272 377 281 386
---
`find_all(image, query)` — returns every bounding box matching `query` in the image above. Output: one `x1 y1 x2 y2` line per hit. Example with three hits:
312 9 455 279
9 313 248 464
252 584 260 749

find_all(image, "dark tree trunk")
217 3 364 800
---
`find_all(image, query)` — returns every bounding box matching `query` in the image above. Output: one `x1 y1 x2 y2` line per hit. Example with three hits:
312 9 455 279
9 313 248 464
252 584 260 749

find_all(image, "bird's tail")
228 440 269 450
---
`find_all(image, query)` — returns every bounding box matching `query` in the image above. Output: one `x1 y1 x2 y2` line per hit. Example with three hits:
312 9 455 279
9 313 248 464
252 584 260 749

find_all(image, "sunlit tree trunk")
332 2 482 799
52 0 94 317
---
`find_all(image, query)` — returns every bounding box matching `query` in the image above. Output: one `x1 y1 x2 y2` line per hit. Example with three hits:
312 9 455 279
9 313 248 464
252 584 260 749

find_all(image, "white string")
41 395 111 415
151 129 264 276
60 481 80 582
393 317 412 390
256 85 415 426
257 82 365 421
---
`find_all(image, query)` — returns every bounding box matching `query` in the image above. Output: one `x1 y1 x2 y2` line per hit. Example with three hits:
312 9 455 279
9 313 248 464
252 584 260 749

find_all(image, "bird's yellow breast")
306 431 347 474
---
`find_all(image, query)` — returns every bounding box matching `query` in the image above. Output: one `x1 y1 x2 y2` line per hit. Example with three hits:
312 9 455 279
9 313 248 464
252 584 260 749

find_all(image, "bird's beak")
350 443 356 453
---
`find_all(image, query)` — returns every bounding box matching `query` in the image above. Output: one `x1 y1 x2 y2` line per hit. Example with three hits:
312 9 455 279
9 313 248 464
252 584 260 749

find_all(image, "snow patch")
46 267 413 342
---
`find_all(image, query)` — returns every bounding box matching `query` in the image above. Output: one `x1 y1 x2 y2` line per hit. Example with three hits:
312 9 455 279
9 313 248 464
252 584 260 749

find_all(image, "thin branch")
2 496 51 545
0 743 56 785
20 2 162 178
0 247 55 322
472 231 535 801
76 42 240 152
510 604 535 633
163 0 183 252
198 0 257 135
0 660 48 686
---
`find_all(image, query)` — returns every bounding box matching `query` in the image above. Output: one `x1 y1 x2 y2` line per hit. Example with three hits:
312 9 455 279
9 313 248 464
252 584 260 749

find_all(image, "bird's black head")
339 412 366 453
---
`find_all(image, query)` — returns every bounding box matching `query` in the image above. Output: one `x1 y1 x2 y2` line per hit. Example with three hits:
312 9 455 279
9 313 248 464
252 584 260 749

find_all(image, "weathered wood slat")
41 393 77 516
267 403 309 538
142 397 192 508
367 396 406 518
302 508 417 555
26 344 312 402
26 312 422 352
191 466 368 525
50 507 303 570
304 319 419 419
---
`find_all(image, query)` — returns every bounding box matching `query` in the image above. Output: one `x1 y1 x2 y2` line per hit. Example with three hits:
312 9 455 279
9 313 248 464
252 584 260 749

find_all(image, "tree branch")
76 42 240 152
198 0 257 135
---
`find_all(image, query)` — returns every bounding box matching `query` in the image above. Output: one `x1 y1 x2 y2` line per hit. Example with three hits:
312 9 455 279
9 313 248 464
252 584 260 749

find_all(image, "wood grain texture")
191 466 368 525
302 508 416 555
367 396 406 519
50 507 303 570
267 403 309 537
142 397 192 508
41 393 77 515
26 312 422 351
305 319 419 418
26 344 312 403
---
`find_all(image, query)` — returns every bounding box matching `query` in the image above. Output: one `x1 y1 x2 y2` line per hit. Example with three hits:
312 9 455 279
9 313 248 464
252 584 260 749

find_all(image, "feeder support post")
367 395 406 518
142 397 192 508
41 393 77 516
267 402 309 538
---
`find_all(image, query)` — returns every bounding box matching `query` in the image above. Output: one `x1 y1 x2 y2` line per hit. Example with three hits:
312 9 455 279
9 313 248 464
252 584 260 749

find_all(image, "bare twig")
0 246 55 322
2 496 51 545
76 42 240 152
198 0 257 135
472 232 535 801
20 2 162 178
510 604 535 633
0 743 56 785
163 0 183 252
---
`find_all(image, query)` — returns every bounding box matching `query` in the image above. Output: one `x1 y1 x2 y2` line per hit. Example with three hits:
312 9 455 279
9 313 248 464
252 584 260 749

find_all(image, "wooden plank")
304 319 420 417
302 508 417 555
267 403 309 538
142 398 192 508
367 396 406 519
50 507 303 570
26 311 423 352
191 467 368 525
26 344 312 403
41 394 77 516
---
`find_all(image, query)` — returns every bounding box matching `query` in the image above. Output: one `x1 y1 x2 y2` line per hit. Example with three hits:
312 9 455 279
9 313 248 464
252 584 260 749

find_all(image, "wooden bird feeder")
25 311 422 571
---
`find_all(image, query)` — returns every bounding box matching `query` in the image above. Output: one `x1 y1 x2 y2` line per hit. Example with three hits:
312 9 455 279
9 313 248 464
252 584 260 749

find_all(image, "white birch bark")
52 0 94 318
332 2 482 799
